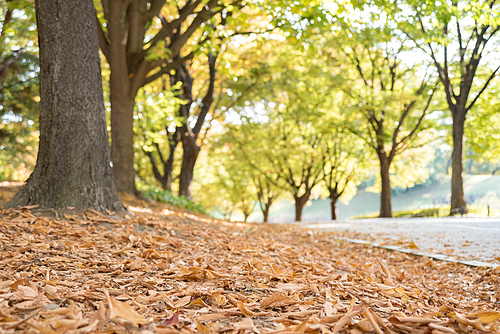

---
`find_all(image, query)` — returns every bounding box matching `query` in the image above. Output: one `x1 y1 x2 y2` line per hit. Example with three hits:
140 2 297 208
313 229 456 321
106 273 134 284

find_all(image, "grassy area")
142 187 208 214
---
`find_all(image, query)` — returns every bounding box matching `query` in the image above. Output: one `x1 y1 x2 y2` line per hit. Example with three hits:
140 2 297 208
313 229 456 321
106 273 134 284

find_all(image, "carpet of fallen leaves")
0 194 499 334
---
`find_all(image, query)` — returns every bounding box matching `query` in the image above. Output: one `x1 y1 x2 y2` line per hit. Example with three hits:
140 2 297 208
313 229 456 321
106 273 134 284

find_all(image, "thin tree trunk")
329 193 339 220
263 204 270 223
294 193 309 222
450 113 467 214
178 139 199 198
262 199 273 223
243 212 250 223
7 0 124 212
379 154 392 218
163 137 179 192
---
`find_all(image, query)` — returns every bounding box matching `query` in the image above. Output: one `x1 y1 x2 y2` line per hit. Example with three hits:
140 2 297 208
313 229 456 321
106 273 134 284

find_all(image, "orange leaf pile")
0 201 499 333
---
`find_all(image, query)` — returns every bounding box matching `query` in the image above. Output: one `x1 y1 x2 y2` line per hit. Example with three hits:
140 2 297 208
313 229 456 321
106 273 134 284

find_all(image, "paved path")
302 217 500 266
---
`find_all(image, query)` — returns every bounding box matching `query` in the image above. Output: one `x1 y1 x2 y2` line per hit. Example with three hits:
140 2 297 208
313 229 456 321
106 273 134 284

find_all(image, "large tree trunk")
7 0 124 212
178 139 199 198
450 112 467 214
110 95 135 193
107 2 135 194
379 154 392 218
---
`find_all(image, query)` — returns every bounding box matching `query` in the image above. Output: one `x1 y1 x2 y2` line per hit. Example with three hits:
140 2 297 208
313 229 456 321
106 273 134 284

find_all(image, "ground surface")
303 218 500 264
0 184 500 333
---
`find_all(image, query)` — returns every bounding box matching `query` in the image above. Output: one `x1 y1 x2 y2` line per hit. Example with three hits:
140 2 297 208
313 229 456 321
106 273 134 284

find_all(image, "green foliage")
141 187 207 214
0 0 39 180
354 207 444 219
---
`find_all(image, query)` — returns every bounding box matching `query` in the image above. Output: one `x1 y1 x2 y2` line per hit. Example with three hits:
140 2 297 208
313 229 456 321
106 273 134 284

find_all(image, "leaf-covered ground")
0 191 499 334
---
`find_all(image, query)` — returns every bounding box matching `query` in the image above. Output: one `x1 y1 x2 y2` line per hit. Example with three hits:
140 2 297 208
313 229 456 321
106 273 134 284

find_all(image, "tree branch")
466 64 500 112
141 51 195 87
193 52 218 136
95 13 110 60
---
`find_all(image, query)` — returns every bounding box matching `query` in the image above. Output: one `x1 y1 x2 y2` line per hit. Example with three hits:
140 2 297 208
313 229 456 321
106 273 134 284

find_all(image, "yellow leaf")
215 294 227 306
471 311 500 323
196 320 211 333
407 241 419 249
196 313 227 322
188 297 208 307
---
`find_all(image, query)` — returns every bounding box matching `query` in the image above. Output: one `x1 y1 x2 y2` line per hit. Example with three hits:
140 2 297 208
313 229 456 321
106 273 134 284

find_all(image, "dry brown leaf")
332 305 363 334
105 289 149 325
363 307 383 334
237 301 257 316
44 285 61 299
26 320 56 334
188 297 208 307
173 295 191 308
155 326 180 334
293 320 308 333
390 316 441 324
377 258 395 284
235 317 260 333
1 198 499 334
14 299 41 310
428 323 458 333
260 292 288 308
448 312 488 331
196 313 227 322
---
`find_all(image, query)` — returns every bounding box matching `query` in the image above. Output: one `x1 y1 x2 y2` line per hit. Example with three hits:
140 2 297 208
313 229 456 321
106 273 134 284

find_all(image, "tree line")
1 0 499 220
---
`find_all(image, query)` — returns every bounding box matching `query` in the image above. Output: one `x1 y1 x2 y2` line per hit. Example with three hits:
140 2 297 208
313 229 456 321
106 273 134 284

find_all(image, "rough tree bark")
7 0 124 212
178 141 199 197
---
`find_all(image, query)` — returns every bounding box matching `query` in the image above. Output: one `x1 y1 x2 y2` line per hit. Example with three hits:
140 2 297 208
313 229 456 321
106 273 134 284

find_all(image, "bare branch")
466 65 500 112
141 51 195 87
394 84 437 157
95 14 110 60
193 52 218 136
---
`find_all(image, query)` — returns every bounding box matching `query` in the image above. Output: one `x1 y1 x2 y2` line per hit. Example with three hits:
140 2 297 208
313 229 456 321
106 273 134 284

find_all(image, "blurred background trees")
2 0 500 219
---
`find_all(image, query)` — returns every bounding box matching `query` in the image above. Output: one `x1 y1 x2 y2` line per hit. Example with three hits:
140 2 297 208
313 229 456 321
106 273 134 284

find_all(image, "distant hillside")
242 174 500 223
